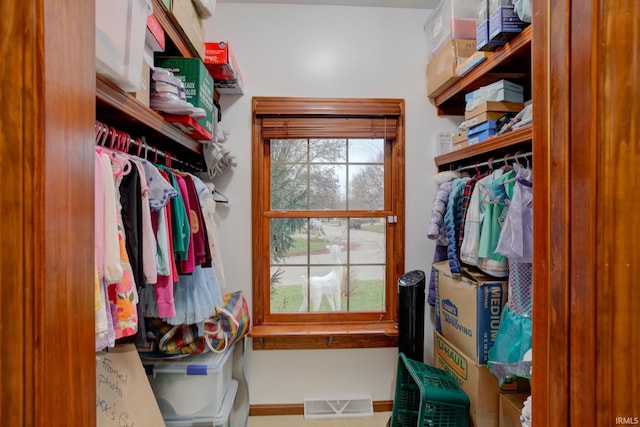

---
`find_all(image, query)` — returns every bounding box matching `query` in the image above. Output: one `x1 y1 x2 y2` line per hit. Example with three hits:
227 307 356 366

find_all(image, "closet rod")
95 120 201 172
455 150 532 172
133 137 201 172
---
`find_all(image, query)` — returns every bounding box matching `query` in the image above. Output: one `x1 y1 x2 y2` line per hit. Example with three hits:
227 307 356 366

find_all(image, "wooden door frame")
1 1 95 426
533 1 640 425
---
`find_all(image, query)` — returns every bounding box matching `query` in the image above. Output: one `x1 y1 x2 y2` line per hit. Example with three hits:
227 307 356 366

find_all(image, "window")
251 97 405 350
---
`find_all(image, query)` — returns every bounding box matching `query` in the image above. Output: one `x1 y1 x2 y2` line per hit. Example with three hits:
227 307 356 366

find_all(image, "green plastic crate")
391 353 470 427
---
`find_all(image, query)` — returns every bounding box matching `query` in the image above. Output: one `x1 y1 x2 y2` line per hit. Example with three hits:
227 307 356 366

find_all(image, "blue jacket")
444 177 469 274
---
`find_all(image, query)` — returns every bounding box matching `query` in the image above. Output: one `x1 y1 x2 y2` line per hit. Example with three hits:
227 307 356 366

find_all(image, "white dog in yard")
300 244 343 312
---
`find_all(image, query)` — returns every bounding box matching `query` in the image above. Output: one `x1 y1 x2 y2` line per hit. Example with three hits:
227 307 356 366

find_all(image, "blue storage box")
489 6 529 42
467 120 497 145
476 0 505 51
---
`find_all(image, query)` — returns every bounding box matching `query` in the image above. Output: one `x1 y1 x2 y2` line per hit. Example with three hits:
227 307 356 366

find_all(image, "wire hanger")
213 189 229 204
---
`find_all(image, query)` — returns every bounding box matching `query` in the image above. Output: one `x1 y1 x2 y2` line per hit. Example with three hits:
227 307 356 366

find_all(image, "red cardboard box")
164 115 213 141
204 41 244 94
146 14 165 52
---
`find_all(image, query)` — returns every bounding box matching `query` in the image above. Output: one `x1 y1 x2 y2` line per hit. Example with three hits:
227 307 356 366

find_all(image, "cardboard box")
456 51 492 76
489 5 529 42
452 140 468 151
427 39 477 98
465 111 507 128
479 88 523 103
192 0 216 19
500 376 531 394
164 114 213 141
433 261 508 365
424 0 477 59
204 41 245 94
464 100 524 121
155 57 214 137
129 54 152 107
452 132 467 145
476 0 505 51
435 331 500 427
465 79 524 102
164 0 205 59
499 393 529 427
146 14 165 52
452 132 467 151
467 120 498 145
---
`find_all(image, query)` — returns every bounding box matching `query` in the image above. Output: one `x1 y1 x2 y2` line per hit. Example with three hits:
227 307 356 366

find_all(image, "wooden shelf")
434 125 532 170
96 76 204 168
152 0 196 58
434 26 532 116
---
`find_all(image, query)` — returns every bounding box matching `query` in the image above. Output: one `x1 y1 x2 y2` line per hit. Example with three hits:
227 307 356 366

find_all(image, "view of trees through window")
268 138 386 313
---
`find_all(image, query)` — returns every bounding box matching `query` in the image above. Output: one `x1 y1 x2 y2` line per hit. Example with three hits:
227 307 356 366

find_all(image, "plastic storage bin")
164 380 238 427
96 0 152 92
391 353 469 427
424 0 477 59
143 344 234 421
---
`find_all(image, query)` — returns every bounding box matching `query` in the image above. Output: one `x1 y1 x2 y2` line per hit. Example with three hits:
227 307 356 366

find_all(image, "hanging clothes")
444 176 470 274
458 171 489 249
94 140 229 352
487 164 534 384
102 151 139 340
426 172 460 305
194 177 229 292
131 159 158 286
460 168 505 267
158 165 191 262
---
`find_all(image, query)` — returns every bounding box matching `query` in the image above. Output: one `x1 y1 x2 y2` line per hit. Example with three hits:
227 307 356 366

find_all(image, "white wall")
204 3 461 405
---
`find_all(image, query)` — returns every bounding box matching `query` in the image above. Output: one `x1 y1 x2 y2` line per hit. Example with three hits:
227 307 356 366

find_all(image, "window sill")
250 322 399 350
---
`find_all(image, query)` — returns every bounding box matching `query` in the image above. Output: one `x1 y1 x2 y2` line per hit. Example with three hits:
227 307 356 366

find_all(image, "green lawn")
287 237 328 254
361 223 385 233
271 278 385 312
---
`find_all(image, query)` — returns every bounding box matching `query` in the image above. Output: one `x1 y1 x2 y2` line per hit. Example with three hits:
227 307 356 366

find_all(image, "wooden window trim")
252 97 405 350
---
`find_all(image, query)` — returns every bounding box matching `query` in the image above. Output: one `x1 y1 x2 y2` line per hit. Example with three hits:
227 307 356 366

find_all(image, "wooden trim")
531 0 551 425
252 98 405 348
250 404 304 416
252 333 398 350
253 97 404 117
249 400 394 416
96 76 204 166
261 117 398 139
152 0 195 58
2 2 38 425
434 125 532 169
533 0 571 425
252 109 266 327
251 323 398 350
569 0 598 424
595 1 640 424
434 26 532 116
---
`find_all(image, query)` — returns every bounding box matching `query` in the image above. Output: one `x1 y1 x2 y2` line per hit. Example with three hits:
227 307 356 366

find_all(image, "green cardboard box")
155 57 214 139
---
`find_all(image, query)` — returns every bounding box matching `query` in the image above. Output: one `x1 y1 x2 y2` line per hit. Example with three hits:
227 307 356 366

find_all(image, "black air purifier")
397 270 426 362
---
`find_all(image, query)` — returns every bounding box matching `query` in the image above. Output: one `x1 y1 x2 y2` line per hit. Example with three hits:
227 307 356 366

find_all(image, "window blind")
260 117 398 139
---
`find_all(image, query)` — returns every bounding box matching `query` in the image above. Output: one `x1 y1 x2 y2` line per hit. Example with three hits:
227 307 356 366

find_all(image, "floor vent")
303 394 374 419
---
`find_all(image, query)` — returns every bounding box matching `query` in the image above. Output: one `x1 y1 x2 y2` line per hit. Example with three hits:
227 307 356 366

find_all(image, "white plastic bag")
513 0 532 23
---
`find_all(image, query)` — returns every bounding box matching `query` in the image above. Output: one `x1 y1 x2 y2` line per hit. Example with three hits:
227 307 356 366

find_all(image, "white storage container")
143 344 234 421
164 380 238 427
96 0 152 92
424 0 478 59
